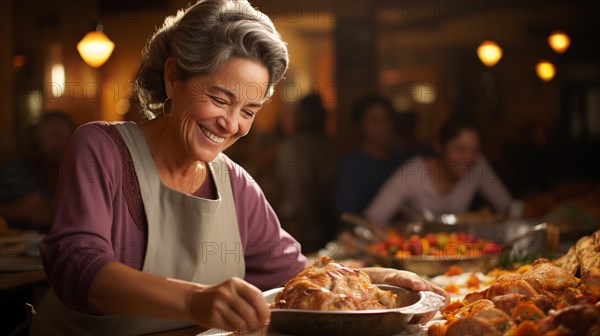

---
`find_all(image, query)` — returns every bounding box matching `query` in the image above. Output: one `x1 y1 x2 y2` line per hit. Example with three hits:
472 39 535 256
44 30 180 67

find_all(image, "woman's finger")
389 270 430 292
233 279 270 326
228 291 261 331
219 304 249 332
390 271 449 307
205 299 245 331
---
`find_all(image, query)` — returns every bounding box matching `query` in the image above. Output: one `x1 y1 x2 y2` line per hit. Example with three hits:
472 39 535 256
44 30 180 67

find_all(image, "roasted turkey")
271 256 398 311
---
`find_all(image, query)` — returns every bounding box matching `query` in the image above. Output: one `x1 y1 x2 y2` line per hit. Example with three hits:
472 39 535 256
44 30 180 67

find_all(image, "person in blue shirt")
335 94 419 216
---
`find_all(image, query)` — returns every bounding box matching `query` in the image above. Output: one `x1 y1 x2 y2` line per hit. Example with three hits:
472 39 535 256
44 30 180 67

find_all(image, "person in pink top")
364 115 512 227
30 1 447 335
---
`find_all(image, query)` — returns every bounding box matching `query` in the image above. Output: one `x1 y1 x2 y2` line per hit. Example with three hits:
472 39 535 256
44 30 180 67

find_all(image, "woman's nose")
217 110 239 134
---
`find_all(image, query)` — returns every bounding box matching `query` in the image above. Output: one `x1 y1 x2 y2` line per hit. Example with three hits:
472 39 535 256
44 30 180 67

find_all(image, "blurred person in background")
276 92 337 253
335 94 419 217
0 111 75 231
364 114 512 227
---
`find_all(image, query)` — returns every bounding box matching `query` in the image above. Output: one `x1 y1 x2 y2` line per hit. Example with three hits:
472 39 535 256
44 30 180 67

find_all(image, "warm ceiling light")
536 59 556 82
77 24 115 68
548 31 570 54
477 40 503 67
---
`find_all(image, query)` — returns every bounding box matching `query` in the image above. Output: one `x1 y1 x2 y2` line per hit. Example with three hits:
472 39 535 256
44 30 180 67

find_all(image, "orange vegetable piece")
515 320 539 336
445 265 464 276
440 300 464 321
421 238 430 254
511 301 546 323
394 250 411 258
466 273 480 289
443 283 460 294
443 242 463 257
427 321 448 336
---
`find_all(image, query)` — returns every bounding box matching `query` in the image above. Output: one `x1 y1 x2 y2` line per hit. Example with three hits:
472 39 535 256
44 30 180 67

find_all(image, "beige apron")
30 122 245 335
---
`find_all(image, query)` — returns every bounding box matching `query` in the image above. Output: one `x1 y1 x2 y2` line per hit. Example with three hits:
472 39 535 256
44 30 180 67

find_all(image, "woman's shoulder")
383 156 427 185
217 154 267 207
72 121 125 141
396 155 426 170
65 121 130 162
218 154 259 190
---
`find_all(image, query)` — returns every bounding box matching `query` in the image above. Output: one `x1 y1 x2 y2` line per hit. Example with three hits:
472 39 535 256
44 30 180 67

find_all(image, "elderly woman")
364 115 512 227
30 1 446 334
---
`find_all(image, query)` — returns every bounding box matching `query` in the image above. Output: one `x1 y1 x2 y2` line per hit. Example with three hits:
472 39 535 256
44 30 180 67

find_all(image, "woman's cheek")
239 120 254 137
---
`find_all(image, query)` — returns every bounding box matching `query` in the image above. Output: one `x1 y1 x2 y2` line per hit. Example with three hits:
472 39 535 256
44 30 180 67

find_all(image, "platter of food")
427 228 600 335
429 266 495 299
266 256 445 336
368 231 502 276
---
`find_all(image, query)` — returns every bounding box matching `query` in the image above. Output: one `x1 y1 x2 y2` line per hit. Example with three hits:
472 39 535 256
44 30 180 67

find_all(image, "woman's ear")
163 57 178 97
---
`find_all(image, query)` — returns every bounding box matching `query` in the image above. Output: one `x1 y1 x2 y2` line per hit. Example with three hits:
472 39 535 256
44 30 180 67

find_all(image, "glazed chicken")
431 228 600 335
445 308 515 336
271 256 398 310
431 258 600 336
522 258 579 292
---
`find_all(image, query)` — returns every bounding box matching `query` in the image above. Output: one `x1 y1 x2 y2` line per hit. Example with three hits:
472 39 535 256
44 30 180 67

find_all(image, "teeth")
201 126 225 144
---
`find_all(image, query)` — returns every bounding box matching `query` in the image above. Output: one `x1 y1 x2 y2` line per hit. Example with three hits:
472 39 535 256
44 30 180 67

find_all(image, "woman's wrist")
182 282 205 323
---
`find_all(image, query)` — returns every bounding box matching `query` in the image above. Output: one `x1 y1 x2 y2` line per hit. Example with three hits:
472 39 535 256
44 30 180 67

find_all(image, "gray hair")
135 0 289 118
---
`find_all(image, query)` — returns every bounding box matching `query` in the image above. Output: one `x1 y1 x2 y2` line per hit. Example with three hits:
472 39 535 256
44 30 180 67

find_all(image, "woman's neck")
139 117 206 192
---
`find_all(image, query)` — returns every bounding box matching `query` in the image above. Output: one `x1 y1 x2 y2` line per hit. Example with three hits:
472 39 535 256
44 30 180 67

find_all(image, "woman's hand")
360 267 449 324
188 277 270 332
90 264 269 333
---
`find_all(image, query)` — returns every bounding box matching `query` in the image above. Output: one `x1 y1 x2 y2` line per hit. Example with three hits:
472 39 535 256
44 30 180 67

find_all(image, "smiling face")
164 57 269 163
440 129 481 179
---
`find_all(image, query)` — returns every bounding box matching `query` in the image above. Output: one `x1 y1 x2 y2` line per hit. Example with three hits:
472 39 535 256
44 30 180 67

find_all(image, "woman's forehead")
186 59 269 101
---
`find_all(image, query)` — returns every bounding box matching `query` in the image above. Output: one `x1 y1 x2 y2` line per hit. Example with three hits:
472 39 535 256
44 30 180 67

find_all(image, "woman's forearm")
88 262 200 322
88 262 270 332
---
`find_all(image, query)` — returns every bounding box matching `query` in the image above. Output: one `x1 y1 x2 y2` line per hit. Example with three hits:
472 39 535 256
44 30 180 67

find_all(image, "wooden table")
148 326 206 335
0 269 46 291
148 326 270 335
149 323 431 336
0 255 46 292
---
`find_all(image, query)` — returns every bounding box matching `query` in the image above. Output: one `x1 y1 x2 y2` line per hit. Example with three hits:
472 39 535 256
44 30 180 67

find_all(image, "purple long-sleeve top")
40 122 306 313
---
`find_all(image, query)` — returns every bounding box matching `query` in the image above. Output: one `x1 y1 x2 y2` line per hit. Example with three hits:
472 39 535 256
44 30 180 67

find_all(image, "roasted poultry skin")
271 256 398 310
432 259 600 336
432 228 600 335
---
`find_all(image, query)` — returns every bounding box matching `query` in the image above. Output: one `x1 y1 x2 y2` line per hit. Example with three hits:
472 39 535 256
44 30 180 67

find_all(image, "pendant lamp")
77 24 115 68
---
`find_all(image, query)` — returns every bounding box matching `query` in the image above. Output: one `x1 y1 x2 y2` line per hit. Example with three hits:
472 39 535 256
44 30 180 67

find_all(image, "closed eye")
209 95 227 105
242 110 256 118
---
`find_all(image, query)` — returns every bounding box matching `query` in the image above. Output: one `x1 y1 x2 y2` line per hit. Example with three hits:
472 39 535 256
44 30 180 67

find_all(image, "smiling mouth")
200 125 225 144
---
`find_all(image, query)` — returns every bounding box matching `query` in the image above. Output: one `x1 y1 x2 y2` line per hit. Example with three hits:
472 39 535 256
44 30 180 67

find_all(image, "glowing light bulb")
477 40 503 67
536 59 556 82
548 31 570 54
